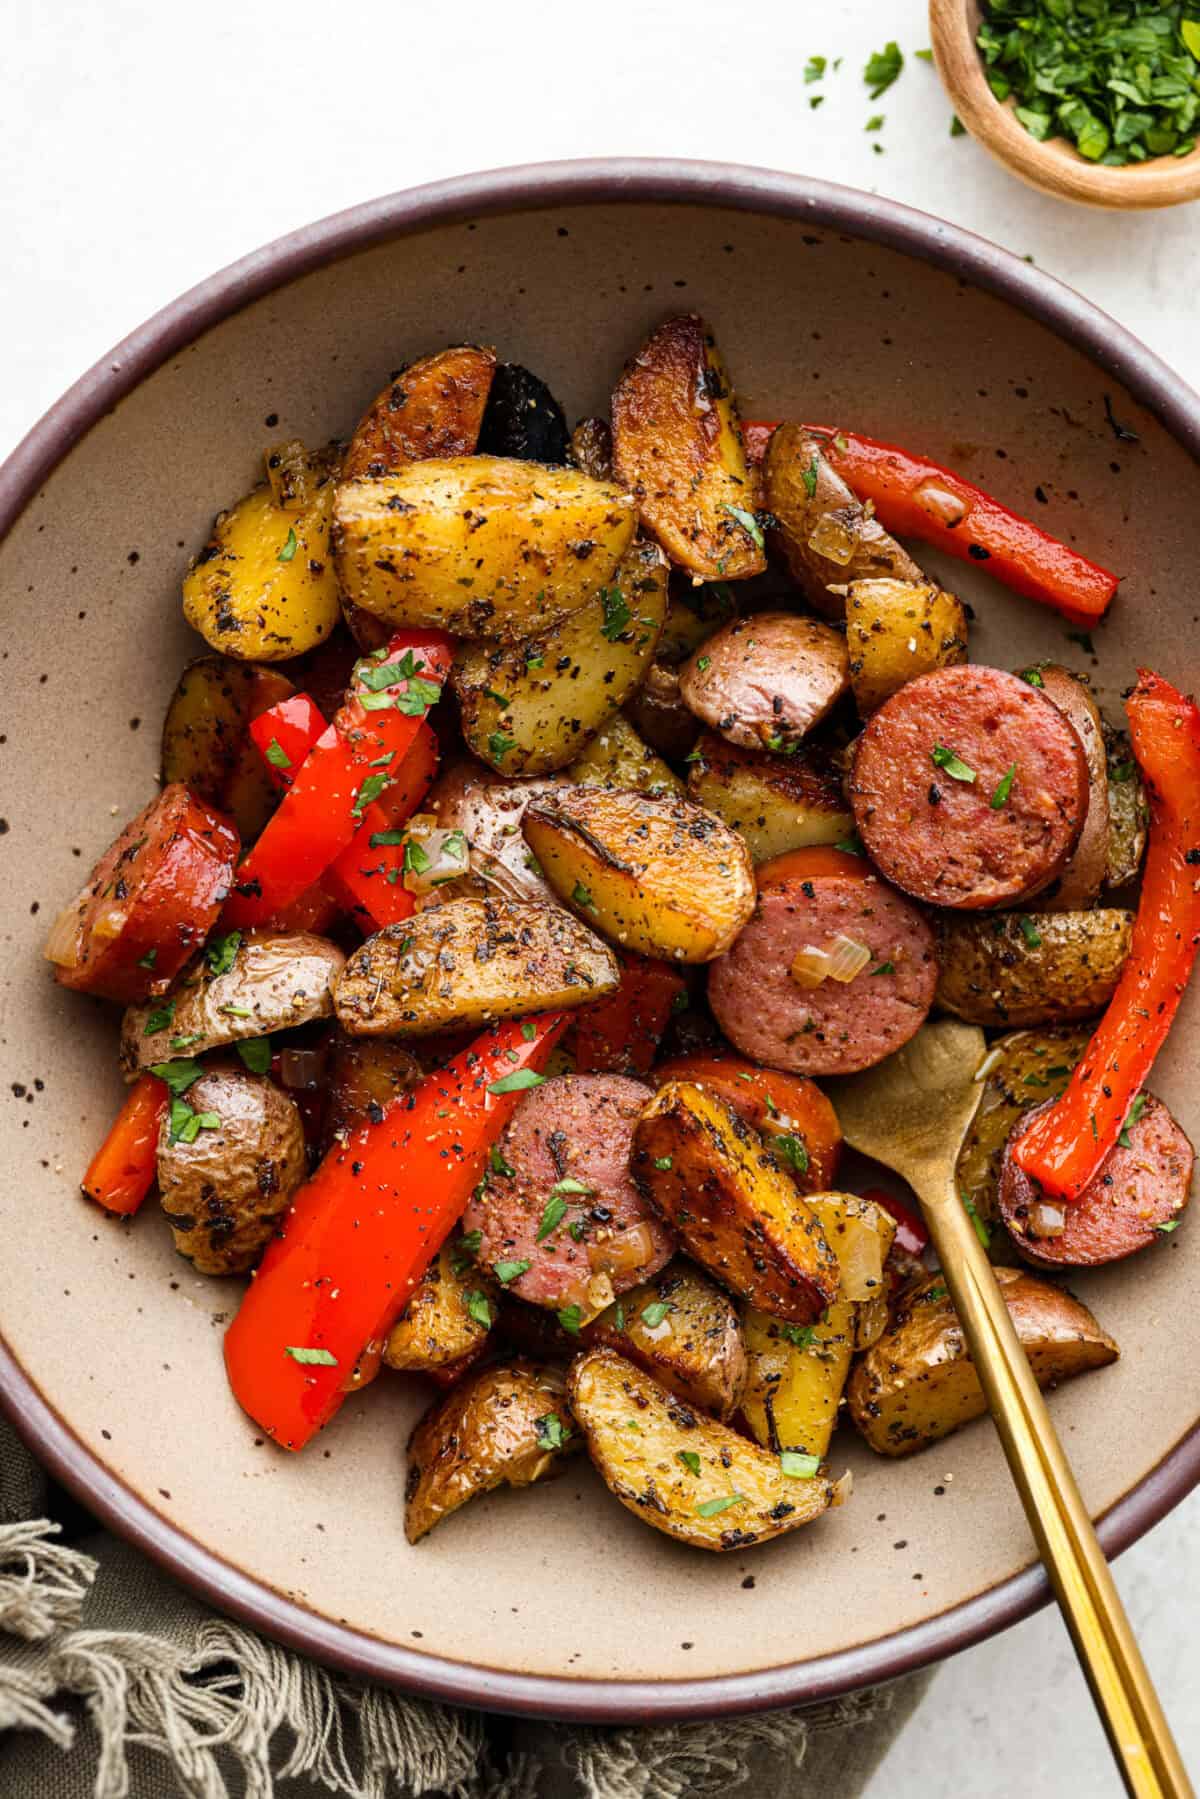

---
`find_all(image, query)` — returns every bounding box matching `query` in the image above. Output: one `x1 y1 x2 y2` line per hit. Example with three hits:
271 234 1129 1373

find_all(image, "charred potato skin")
611 315 765 582
587 1260 748 1420
384 1240 497 1374
847 1269 1118 1457
342 345 496 480
522 785 756 964
935 909 1133 1028
632 1081 840 1325
331 457 638 643
686 731 853 863
956 1027 1092 1232
845 579 968 717
182 480 342 662
567 1348 835 1551
157 1068 307 1276
332 898 620 1037
404 1360 576 1542
453 540 669 775
324 1031 423 1145
160 658 294 842
122 932 344 1075
478 363 570 464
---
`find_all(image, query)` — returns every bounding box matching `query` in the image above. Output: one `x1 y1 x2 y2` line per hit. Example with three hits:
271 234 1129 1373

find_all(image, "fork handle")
919 1171 1192 1799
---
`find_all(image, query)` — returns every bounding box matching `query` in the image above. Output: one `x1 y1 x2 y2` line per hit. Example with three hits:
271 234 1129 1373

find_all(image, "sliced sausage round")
157 1066 306 1275
849 666 1088 910
707 856 937 1076
461 1073 675 1310
679 612 850 752
1034 665 1110 911
44 785 240 1004
999 1092 1193 1267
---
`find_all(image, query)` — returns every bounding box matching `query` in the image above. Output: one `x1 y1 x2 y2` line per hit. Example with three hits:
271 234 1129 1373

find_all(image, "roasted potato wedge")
384 1239 497 1374
567 1348 838 1551
568 415 613 480
453 540 668 774
686 732 853 863
404 1360 576 1542
805 1192 897 1306
611 315 765 582
1034 666 1110 911
342 345 496 480
567 712 683 798
263 440 340 512
623 662 702 762
847 1269 1118 1456
763 425 923 614
956 1026 1092 1231
655 582 739 668
333 897 619 1037
1104 724 1148 889
324 1030 422 1144
522 786 755 963
632 1081 840 1324
586 1260 747 1420
935 909 1132 1028
845 578 968 717
121 932 344 1075
160 657 294 842
740 1299 855 1460
183 481 341 661
332 457 637 642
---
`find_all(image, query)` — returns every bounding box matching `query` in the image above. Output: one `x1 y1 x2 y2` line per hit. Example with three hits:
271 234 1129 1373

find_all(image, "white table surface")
3 2 1198 1792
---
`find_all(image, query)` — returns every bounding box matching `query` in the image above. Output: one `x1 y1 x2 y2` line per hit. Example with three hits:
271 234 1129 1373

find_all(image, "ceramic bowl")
2 160 1199 1721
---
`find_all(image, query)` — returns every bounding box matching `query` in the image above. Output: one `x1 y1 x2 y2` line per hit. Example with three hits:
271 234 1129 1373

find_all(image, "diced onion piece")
836 1227 886 1304
588 1223 656 1279
89 904 129 946
790 934 872 990
915 480 969 529
974 1045 1004 1083
402 822 471 895
807 506 862 566
43 903 83 969
561 1272 617 1327
1027 1201 1066 1239
830 1468 854 1508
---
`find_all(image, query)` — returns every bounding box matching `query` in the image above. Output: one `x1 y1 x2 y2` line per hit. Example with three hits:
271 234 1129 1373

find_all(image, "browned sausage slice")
706 855 938 1076
461 1073 675 1311
999 1092 1193 1266
849 666 1088 910
678 613 850 752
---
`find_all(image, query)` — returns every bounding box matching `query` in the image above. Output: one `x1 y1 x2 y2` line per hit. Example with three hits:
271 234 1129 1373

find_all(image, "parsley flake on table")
864 39 904 99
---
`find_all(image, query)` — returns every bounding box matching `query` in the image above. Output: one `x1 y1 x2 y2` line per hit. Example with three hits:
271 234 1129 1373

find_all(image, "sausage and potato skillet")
46 320 1200 1552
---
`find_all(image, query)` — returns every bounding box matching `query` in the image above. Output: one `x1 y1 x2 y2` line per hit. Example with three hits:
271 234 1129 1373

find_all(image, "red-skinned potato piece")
45 785 240 1004
652 1052 841 1194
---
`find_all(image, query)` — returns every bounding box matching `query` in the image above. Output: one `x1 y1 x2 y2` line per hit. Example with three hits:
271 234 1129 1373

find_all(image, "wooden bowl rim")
932 0 1200 209
2 157 1200 1721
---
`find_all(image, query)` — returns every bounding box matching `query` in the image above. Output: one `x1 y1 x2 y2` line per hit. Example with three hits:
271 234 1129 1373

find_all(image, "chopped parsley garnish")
677 1451 701 1477
1118 1091 1149 1148
351 772 390 818
930 742 976 783
801 453 821 499
488 730 517 761
722 503 765 549
779 1322 817 1350
653 1155 673 1171
369 828 406 848
536 1194 568 1241
557 1304 583 1335
870 961 895 977
697 655 711 672
167 1096 220 1144
1156 1219 1181 1235
780 1450 821 1478
864 39 904 99
536 1413 570 1451
773 1134 810 1175
695 1493 744 1518
1020 666 1045 688
804 53 827 82
962 1192 991 1249
599 586 632 641
143 1001 175 1036
137 948 158 969
1018 916 1043 948
284 1345 337 1366
237 1037 272 1074
494 1259 531 1285
990 764 1017 810
402 839 431 878
265 738 291 769
572 881 595 909
834 834 865 856
277 528 298 563
641 1301 673 1328
465 1290 493 1328
169 1034 202 1051
550 1177 594 1197
149 1058 205 1096
487 1068 545 1096
866 113 885 131
1110 759 1136 783
482 688 511 708
205 930 242 976
925 1284 948 1303
521 1020 537 1041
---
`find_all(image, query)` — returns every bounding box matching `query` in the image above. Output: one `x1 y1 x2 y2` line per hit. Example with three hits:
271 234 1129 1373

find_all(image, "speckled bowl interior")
1 163 1198 1721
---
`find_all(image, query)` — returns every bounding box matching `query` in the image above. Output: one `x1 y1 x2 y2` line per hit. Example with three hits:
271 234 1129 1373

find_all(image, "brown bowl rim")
2 157 1199 1722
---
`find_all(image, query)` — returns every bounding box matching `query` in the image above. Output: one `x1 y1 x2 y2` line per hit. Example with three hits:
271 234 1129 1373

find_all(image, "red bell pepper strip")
1011 671 1200 1202
81 1074 168 1216
249 694 326 786
329 721 439 927
223 1010 568 1449
744 420 1120 626
224 632 452 927
859 1187 929 1258
571 954 687 1076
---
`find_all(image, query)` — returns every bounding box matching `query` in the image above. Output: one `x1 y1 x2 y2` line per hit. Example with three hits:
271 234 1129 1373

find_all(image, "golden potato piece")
567 712 683 798
332 456 637 642
956 1027 1092 1231
567 1347 837 1550
587 1260 747 1420
264 439 340 512
1104 724 1148 889
183 481 341 661
686 731 852 863
522 786 755 964
333 897 619 1037
404 1360 576 1542
342 345 496 480
454 539 668 775
935 908 1132 1028
324 1031 423 1145
384 1240 496 1374
612 314 765 582
805 1192 897 1305
623 662 702 763
845 578 968 717
631 1081 839 1325
160 657 294 842
741 1300 855 1461
847 1269 1118 1456
568 415 613 481
763 424 922 614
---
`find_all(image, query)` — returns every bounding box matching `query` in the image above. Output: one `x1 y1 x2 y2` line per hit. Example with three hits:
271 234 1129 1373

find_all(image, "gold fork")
827 1020 1192 1799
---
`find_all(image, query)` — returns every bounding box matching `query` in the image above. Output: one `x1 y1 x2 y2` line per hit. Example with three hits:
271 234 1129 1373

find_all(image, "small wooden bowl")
931 0 1200 208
